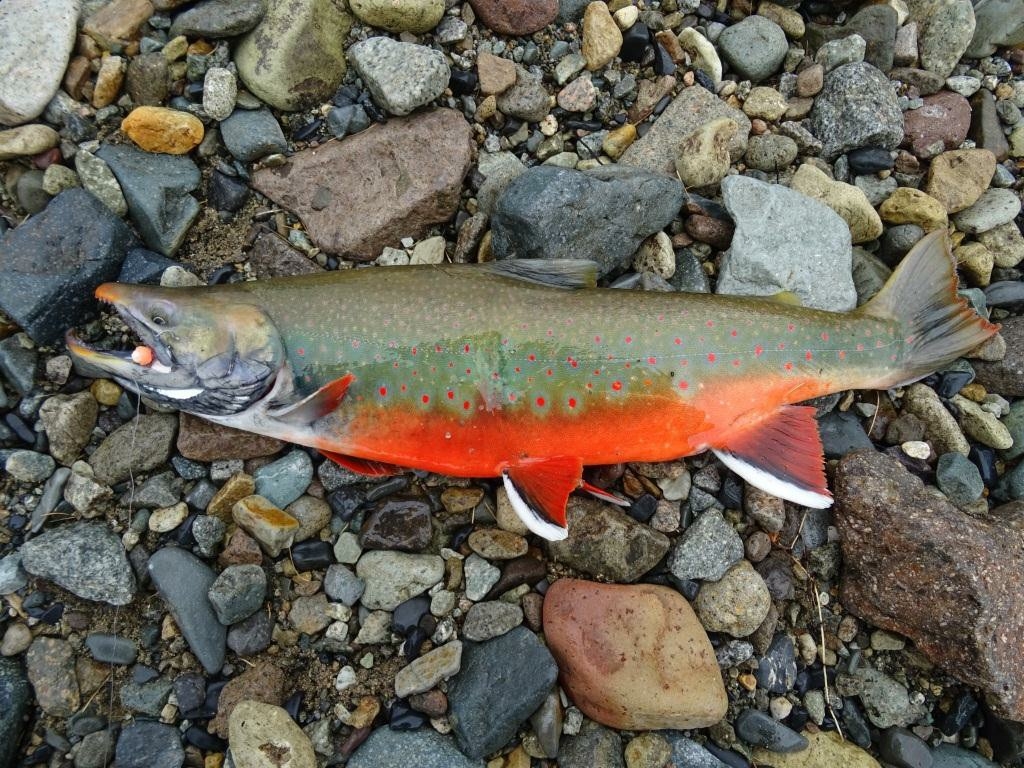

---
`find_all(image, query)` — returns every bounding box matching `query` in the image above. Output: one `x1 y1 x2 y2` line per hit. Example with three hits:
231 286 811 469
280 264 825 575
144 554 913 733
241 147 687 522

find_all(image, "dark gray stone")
810 61 904 160
0 658 31 768
491 165 684 277
85 633 138 665
118 247 180 284
879 727 934 768
557 720 625 768
819 410 873 458
736 709 808 752
448 626 558 759
0 335 37 395
755 633 798 693
227 609 273 656
148 547 226 673
668 509 744 582
348 727 485 768
115 721 184 768
932 743 999 767
936 453 984 505
664 735 730 768
120 677 173 716
21 522 136 605
96 144 200 257
219 108 287 162
207 563 266 625
169 0 265 38
0 188 133 344
845 5 898 72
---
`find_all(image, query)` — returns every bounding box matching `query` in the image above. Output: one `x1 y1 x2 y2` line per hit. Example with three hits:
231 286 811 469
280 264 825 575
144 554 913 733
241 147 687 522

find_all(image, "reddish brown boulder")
177 412 284 462
835 449 1024 720
210 661 285 737
468 0 557 35
543 578 727 731
253 108 473 261
902 91 971 159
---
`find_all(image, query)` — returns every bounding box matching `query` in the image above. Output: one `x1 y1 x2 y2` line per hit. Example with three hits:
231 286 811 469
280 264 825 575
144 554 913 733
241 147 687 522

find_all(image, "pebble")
736 709 808 752
0 124 59 160
953 188 1022 235
85 632 139 665
462 601 523 641
878 187 949 232
121 106 204 155
674 117 738 189
678 27 723 86
148 546 226 673
667 509 743 582
0 554 27 596
360 498 432 551
356 551 444 610
21 521 136 605
169 0 266 38
6 450 55 482
694 560 772 638
448 627 558 759
470 0 557 36
228 700 316 768
951 393 1014 449
936 452 985 505
232 495 300 557
26 637 79 715
220 107 288 162
717 174 857 311
545 579 726 730
349 0 443 33
791 163 883 244
932 744 999 768
348 37 449 117
924 148 996 214
394 640 463 697
202 66 237 121
253 450 313 509
978 222 1024 269
149 501 189 532
903 91 972 159
349 726 485 768
467 528 527 560
116 720 185 768
582 1 622 71
207 563 267 625
558 720 625 768
464 553 501 601
495 66 550 122
235 0 351 110
745 133 799 172
811 62 904 160
816 34 866 72
286 495 331 542
478 51 517 95
903 382 971 455
752 730 880 767
879 727 933 768
0 0 79 125
717 15 788 83
756 633 798 693
919 0 975 78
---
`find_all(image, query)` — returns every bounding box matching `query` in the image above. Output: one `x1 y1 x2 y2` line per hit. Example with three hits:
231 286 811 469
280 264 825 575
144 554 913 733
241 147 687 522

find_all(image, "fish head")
66 282 285 415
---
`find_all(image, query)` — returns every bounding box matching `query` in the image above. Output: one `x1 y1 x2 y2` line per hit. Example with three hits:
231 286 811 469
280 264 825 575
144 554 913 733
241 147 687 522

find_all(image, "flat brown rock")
253 108 473 261
834 449 1024 720
468 0 557 35
902 91 971 159
542 578 727 731
177 412 284 461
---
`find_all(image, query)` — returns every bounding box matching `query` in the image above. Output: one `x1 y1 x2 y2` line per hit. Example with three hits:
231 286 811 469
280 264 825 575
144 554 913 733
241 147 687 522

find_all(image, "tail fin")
858 230 1000 387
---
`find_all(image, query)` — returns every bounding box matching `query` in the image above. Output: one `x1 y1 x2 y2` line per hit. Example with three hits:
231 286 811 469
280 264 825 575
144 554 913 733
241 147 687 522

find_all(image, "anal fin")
712 405 832 509
319 450 402 478
502 456 583 542
271 374 355 426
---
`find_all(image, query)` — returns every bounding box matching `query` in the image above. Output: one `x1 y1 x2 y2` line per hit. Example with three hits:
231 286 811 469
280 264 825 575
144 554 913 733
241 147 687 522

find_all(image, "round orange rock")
121 106 204 155
542 578 728 731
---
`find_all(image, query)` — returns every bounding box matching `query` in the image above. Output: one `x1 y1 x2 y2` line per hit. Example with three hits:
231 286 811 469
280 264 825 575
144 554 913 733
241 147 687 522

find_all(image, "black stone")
86 633 139 665
333 84 361 106
878 727 932 768
785 706 810 734
0 188 134 344
208 171 250 213
403 626 429 661
756 634 798 694
847 146 895 175
360 498 432 552
486 555 548 599
736 709 808 752
291 540 335 571
818 410 873 458
694 68 717 91
284 691 304 722
327 487 366 521
705 743 750 767
184 725 226 751
227 609 273 656
207 264 238 285
0 657 31 768
969 446 998 488
293 118 323 142
983 710 1024 763
653 41 676 76
390 699 429 730
117 247 180 284
173 672 205 713
115 721 185 768
392 596 431 635
985 280 1024 308
937 368 975 398
365 476 411 502
628 494 658 523
841 698 873 748
941 692 979 736
620 22 652 62
450 69 478 96
449 525 473 550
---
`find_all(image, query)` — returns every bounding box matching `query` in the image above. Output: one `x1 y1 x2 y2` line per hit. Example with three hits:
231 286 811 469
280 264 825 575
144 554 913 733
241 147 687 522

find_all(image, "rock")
902 382 970 455
462 601 523 641
953 188 1022 235
951 393 1013 450
253 109 472 261
546 497 669 582
923 149 996 213
96 144 200 256
878 187 948 232
202 67 236 121
717 15 788 83
26 637 78 715
0 124 59 160
21 521 135 605
75 150 128 215
467 528 527 560
756 633 798 693
665 735 732 767
932 744 1000 767
360 499 432 552
228 700 315 768
349 727 485 768
121 105 204 155
621 85 750 173
582 1 622 70
469 0 557 35
845 4 898 71
558 720 626 768
210 661 286 737
148 546 227 674
970 90 1010 163
0 0 79 126
348 37 449 117
82 0 153 48
558 74 598 113
178 413 284 461
350 0 442 32
208 564 266 625
495 66 550 122
978 221 1024 269
5 450 55 482
936 452 984 505
810 62 903 160
477 52 517 95
235 0 352 111
678 27 722 86
232 495 299 557
835 449 1024 720
966 0 1024 58
0 554 27 595
448 626 558 759
356 550 444 610
544 579 726 730
745 134 799 172
0 658 31 768
743 87 789 121
752 730 880 767
717 175 857 311
85 632 138 665
126 50 169 106
219 108 287 163
169 0 265 37
394 640 463 697
879 727 933 768
736 709 808 752
88 413 176 485
0 188 133 344
115 720 185 768
815 34 866 73
919 0 975 78
693 560 772 637
668 509 744 582
790 163 883 243
252 450 312 509
903 91 971 159
491 165 683 278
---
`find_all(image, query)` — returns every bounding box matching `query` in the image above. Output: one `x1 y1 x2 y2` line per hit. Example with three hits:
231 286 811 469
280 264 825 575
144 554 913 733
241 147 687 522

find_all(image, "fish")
66 231 998 540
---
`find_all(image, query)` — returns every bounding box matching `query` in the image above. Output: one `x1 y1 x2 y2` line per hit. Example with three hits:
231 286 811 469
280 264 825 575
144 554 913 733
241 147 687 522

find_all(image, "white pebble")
901 440 931 460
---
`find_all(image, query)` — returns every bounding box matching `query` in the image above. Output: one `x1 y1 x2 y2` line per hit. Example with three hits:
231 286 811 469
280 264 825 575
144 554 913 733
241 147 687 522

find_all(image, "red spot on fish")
784 362 794 371
658 314 665 321
876 340 885 348
838 350 847 360
625 336 633 344
400 384 407 392
674 338 682 345
732 359 741 367
568 397 577 408
595 335 601 343
805 351 813 361
625 362 632 369
447 390 454 400
297 347 305 356
411 347 417 355
547 329 553 337
730 329 737 337
706 320 714 328
422 394 429 404
891 354 898 361
528 354 536 362
788 323 795 332
393 362 400 368
509 393 516 402
778 343 786 350
352 340 360 349
515 366 521 373
466 368 472 375
536 396 546 407
612 381 622 391
546 369 553 376
436 345 442 352
648 356 657 365
679 381 689 390
821 331 830 342
463 400 471 410
905 335 915 344
586 382 593 390
754 345 764 357
594 369 601 376
707 353 716 363
379 386 387 397
464 344 470 353
856 343 865 351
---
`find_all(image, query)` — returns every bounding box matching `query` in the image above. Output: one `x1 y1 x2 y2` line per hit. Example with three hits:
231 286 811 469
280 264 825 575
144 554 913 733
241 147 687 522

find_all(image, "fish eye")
152 314 166 326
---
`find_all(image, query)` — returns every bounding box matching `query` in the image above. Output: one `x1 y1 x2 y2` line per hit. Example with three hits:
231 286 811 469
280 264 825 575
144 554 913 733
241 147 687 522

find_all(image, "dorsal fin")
481 259 598 289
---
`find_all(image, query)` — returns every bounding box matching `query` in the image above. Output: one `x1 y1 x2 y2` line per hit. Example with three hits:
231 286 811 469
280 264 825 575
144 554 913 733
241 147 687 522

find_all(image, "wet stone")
464 553 501 601
348 726 485 768
357 551 444 610
253 450 313 509
360 499 432 552
232 495 300 557
467 528 528 560
736 709 808 753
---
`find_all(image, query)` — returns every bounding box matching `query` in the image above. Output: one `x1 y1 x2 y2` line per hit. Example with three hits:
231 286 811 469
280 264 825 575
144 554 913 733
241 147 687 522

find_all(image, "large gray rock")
491 165 684 277
0 0 79 125
0 658 31 768
0 188 134 344
169 0 265 38
717 15 788 83
716 175 857 311
88 413 178 486
919 0 975 78
20 522 136 606
966 0 1024 58
349 727 485 768
810 61 904 160
96 144 201 257
347 37 449 116
448 627 558 759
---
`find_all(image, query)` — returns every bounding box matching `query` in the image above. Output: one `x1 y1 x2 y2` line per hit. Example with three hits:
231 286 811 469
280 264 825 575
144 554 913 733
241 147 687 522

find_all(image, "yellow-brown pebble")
121 106 204 155
92 55 126 109
207 472 256 521
90 379 122 406
602 123 637 160
232 494 300 557
878 187 949 231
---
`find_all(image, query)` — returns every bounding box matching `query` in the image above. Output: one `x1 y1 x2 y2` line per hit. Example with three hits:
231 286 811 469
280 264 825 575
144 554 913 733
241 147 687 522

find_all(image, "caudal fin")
858 230 1000 387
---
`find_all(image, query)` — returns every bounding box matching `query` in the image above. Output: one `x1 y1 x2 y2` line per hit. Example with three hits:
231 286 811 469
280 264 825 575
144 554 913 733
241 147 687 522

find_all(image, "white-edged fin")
502 470 569 541
151 361 172 374
713 449 833 509
582 481 631 507
155 387 205 400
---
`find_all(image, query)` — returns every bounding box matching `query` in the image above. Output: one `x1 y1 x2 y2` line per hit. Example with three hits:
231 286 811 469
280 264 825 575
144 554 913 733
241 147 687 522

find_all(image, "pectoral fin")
319 450 402 478
712 405 832 509
502 456 584 541
270 374 355 426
